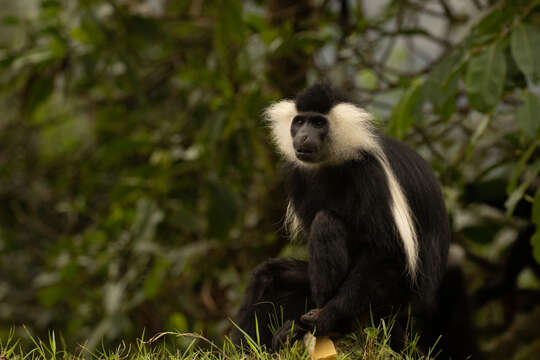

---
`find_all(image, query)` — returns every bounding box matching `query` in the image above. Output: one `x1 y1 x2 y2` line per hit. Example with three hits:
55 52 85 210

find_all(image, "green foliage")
511 23 540 82
388 78 425 139
424 52 461 122
0 0 540 358
516 91 540 137
465 42 507 112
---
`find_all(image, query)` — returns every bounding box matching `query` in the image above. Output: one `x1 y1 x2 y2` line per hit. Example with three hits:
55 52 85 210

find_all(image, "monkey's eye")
311 116 327 128
292 116 305 125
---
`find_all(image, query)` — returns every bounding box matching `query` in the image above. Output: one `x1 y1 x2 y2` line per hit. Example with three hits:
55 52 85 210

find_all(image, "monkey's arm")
271 213 348 350
308 210 350 308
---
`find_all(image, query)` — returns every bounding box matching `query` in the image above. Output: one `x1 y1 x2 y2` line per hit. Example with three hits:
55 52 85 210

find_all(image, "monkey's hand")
300 308 322 328
272 319 308 351
300 308 337 335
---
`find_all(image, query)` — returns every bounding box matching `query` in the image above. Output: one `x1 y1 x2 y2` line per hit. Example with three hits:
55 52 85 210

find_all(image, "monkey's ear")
326 103 378 160
264 100 298 162
264 100 297 125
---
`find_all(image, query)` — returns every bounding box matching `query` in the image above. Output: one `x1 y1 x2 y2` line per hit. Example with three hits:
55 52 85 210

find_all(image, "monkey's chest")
287 172 357 229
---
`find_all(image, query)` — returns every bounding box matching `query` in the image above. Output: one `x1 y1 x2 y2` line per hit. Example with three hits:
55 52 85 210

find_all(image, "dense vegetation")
1 0 539 358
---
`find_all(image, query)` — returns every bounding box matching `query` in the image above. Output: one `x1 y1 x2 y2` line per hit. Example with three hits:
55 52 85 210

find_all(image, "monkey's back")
380 134 451 296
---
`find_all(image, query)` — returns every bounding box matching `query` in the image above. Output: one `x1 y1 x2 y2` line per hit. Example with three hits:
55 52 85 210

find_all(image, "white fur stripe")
324 103 419 277
285 201 303 239
376 154 419 277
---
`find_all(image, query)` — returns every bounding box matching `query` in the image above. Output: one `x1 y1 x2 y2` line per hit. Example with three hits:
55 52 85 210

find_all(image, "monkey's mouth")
295 148 319 162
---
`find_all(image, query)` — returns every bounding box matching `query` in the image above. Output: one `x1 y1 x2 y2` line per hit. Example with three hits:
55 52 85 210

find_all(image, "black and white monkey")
231 83 451 353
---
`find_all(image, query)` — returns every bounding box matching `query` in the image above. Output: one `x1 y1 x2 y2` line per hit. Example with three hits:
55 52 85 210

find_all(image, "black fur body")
231 83 451 354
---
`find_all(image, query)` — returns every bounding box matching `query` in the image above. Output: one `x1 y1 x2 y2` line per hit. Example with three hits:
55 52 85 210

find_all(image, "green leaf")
1 16 20 25
70 26 92 45
474 8 506 38
168 312 189 332
388 78 425 139
425 52 462 121
37 284 65 307
24 74 54 116
213 0 245 74
508 138 540 194
462 223 501 244
505 159 540 217
516 91 540 137
511 23 540 82
465 42 507 112
465 114 490 160
143 258 170 299
463 8 506 47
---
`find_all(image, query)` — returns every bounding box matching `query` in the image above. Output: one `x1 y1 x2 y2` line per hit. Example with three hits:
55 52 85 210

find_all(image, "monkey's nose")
293 135 310 150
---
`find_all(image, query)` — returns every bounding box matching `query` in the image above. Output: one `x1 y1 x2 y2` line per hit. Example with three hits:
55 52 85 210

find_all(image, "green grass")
0 319 440 360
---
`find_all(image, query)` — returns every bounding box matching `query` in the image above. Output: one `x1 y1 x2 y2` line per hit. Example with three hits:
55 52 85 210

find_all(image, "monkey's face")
290 113 329 163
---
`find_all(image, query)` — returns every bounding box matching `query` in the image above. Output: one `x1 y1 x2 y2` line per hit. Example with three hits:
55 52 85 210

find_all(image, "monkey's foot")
272 320 308 351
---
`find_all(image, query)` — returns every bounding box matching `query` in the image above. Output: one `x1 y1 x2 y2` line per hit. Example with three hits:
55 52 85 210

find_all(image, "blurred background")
0 0 539 358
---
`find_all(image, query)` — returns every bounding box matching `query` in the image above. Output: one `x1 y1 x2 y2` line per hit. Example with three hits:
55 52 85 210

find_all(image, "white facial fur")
264 100 298 163
265 100 419 278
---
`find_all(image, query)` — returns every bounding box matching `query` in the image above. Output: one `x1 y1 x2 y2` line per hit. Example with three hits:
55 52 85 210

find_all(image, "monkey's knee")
243 259 281 301
251 258 309 289
252 258 299 278
272 320 308 351
251 259 279 285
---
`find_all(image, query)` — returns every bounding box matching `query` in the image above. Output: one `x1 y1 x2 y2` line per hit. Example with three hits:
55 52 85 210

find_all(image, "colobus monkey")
231 83 451 353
